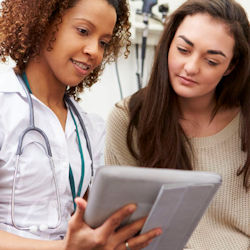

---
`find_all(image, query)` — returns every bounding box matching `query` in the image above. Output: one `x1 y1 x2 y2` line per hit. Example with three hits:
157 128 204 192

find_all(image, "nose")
184 55 200 76
82 40 101 60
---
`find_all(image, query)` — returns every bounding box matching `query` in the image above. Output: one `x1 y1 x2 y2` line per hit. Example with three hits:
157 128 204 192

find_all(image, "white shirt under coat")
0 68 105 240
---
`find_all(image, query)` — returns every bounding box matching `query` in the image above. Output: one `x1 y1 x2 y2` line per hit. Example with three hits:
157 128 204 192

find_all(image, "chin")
175 91 197 99
66 78 84 87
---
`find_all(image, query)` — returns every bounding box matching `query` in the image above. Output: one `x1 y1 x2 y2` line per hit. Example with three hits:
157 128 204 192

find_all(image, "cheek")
204 68 227 87
168 53 178 77
168 45 181 75
97 53 104 65
44 50 63 69
94 50 105 68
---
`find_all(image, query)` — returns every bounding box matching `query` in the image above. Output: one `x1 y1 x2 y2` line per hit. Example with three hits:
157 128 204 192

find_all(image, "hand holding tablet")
84 166 221 250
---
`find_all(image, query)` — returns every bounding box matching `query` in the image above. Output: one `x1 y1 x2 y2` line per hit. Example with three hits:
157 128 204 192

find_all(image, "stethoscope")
11 73 93 233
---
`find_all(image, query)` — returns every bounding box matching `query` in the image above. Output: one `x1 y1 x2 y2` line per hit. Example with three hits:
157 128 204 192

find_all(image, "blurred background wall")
79 0 250 120
0 0 249 120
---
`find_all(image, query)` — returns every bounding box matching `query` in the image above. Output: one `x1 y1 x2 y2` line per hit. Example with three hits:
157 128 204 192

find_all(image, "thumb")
73 197 87 221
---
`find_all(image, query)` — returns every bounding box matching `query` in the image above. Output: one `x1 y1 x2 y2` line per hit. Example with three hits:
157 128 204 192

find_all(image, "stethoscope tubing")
10 76 93 232
64 95 94 181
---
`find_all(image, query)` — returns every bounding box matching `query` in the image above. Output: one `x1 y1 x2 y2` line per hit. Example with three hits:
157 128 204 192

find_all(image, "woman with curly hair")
105 0 250 249
0 0 161 249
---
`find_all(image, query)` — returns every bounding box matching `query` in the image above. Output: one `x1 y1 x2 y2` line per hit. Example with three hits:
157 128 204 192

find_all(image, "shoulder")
69 97 105 140
84 112 105 140
105 96 139 166
115 95 131 110
0 67 18 86
0 68 28 121
106 96 132 145
107 96 131 126
0 67 24 93
70 98 104 125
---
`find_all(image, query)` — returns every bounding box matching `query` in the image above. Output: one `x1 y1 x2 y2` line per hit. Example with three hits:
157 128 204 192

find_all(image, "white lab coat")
0 68 105 240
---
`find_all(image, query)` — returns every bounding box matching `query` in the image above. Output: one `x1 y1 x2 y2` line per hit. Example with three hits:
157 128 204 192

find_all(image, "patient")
105 0 250 249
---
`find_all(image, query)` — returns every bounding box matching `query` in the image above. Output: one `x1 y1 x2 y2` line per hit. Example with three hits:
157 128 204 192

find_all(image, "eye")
206 59 219 66
77 28 88 35
100 40 110 49
177 46 189 54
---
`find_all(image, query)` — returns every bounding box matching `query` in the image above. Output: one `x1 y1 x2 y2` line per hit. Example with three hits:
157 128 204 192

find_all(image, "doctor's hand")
63 197 162 250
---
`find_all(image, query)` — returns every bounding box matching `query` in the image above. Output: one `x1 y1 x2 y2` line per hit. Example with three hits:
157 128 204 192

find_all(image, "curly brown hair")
0 0 131 100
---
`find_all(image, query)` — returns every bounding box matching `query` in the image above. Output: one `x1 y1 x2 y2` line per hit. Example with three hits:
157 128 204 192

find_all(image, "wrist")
56 238 66 250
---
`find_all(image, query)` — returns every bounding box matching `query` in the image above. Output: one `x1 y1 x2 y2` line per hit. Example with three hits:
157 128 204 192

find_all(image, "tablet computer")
84 166 221 249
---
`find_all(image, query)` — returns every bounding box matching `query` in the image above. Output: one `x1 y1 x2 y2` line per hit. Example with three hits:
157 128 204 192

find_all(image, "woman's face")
40 0 116 86
168 13 235 104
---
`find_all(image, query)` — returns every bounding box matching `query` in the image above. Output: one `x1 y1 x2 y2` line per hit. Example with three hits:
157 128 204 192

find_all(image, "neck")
178 94 216 122
25 59 66 110
178 94 240 138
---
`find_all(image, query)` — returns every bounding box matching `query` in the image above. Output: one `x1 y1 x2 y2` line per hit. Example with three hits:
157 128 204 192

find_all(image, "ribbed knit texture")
105 98 250 250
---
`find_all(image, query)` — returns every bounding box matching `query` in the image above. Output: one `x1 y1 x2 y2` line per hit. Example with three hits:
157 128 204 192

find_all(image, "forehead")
65 0 117 32
73 0 116 14
174 13 235 53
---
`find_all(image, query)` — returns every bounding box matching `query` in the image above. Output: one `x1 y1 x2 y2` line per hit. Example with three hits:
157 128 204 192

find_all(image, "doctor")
0 0 162 249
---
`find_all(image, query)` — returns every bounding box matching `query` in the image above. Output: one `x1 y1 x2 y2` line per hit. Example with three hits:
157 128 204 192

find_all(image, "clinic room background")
1 0 250 120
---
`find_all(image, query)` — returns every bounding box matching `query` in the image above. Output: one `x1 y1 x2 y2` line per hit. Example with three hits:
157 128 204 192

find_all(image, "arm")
64 198 162 250
0 231 64 250
0 198 161 250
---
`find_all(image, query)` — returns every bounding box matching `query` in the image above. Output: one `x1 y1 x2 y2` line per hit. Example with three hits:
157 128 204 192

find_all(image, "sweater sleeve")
105 98 138 166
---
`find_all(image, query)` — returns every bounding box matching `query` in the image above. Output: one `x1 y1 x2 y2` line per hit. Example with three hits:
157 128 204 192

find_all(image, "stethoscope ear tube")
11 76 63 232
11 153 62 232
11 76 94 233
16 127 52 157
17 75 35 127
64 95 94 180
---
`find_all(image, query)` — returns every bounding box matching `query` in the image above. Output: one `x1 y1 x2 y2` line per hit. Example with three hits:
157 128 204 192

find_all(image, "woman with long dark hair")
105 0 250 249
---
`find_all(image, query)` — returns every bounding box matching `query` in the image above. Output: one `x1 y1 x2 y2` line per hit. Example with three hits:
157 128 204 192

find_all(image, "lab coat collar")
0 66 87 117
0 67 26 96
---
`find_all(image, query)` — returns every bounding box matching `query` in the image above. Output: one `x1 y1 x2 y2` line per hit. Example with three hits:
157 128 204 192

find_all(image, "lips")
71 58 91 70
178 75 198 85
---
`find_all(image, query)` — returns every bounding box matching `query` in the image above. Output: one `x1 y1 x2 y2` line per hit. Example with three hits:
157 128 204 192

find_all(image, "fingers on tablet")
97 204 137 236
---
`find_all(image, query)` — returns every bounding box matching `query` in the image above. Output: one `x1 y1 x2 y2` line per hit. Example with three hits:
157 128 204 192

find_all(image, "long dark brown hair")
127 0 250 190
0 0 131 100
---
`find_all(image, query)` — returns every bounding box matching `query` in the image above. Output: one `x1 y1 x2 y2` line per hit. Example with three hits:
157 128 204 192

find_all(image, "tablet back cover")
84 166 221 249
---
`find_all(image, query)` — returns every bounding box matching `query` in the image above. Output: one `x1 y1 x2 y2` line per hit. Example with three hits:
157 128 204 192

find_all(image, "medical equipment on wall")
115 0 169 98
140 0 158 88
158 3 169 24
137 0 170 89
11 74 93 233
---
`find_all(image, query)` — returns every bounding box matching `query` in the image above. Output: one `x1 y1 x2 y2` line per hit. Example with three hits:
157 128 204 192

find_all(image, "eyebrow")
73 17 113 38
178 35 193 46
178 35 227 58
207 49 226 58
